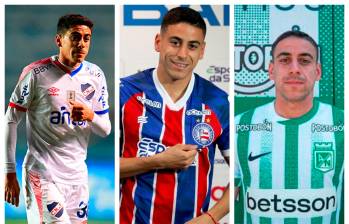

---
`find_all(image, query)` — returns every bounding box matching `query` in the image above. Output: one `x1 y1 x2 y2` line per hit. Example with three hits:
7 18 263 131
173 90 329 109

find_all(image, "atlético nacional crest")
314 142 335 173
192 122 214 147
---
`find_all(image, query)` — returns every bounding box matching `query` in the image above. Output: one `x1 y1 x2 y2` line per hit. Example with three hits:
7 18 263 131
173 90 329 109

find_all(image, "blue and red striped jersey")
120 68 229 224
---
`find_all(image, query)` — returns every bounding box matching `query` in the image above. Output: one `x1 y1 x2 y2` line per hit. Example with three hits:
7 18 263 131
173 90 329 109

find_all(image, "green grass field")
6 220 114 224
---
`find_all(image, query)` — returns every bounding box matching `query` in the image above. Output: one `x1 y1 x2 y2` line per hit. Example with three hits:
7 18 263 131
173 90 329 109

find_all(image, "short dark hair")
57 14 94 35
160 7 206 37
271 30 319 62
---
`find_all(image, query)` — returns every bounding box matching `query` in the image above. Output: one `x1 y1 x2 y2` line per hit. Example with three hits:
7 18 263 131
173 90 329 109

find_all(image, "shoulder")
194 74 228 98
19 57 52 81
234 102 271 124
82 60 105 79
318 100 344 120
121 68 154 90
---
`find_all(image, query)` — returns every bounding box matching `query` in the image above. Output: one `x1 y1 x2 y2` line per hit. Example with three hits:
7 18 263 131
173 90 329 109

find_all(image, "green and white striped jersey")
235 100 344 224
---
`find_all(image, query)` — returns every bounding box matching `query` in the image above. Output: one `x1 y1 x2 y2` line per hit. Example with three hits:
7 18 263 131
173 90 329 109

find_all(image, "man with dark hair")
5 14 111 223
120 7 229 224
235 30 343 223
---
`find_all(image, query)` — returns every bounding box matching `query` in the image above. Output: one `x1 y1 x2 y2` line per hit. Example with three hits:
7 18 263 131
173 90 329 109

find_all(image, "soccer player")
235 30 344 223
4 14 111 223
120 7 229 224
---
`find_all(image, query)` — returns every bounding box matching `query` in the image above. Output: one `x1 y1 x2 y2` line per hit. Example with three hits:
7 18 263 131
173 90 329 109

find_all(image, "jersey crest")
314 142 335 173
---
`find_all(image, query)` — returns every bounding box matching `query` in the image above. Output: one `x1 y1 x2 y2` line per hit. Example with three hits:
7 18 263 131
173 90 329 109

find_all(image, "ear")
268 61 275 81
55 34 62 48
199 41 206 60
315 63 322 81
154 33 161 52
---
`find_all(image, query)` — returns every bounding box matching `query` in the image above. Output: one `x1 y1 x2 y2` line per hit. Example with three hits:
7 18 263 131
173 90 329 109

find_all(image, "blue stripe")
174 168 196 224
95 109 109 115
70 63 83 77
174 97 202 223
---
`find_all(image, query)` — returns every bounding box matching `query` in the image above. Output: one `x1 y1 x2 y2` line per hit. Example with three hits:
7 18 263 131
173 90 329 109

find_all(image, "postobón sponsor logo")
136 96 162 109
137 138 166 157
314 142 335 173
236 119 272 133
311 123 344 133
246 188 337 218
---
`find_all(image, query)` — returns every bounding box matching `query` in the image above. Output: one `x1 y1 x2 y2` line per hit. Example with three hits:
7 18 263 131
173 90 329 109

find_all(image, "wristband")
205 211 218 224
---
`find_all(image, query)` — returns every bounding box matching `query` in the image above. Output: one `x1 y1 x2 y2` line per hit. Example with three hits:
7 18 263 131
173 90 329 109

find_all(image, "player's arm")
69 100 111 137
185 156 230 224
120 144 198 178
5 107 25 207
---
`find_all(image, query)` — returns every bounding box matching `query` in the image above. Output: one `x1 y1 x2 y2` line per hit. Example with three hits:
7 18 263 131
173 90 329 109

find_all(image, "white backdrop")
120 4 230 223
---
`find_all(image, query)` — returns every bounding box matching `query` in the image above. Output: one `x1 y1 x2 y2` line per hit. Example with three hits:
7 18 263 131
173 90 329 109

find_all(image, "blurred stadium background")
5 5 115 223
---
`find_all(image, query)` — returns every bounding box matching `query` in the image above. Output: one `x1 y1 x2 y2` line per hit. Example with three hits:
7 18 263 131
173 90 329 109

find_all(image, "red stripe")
152 106 184 224
8 102 27 112
196 148 210 216
18 57 51 82
120 93 144 224
28 171 43 223
196 105 223 215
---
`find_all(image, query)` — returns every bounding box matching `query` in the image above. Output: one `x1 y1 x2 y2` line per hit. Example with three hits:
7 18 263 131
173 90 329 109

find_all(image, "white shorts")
23 169 89 224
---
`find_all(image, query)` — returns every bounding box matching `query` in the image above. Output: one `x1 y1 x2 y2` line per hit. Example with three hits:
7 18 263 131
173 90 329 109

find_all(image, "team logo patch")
81 83 95 100
48 87 60 96
192 123 214 147
47 202 64 218
314 142 335 173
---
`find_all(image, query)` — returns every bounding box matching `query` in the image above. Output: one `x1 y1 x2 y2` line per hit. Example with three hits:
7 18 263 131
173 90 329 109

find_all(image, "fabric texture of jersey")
8 55 109 184
235 100 344 224
120 68 229 224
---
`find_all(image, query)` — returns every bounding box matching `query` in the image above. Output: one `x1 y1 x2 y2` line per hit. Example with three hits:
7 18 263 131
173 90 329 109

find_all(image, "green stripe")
237 109 255 224
331 106 344 224
259 131 272 224
284 124 298 224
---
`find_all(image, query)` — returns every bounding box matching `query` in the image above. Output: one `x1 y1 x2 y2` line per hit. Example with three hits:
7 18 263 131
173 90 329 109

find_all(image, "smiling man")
5 14 111 223
235 30 344 224
120 7 230 224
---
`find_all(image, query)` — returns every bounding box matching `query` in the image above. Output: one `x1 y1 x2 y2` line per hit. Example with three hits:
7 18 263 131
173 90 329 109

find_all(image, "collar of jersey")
276 100 320 125
152 68 195 111
51 56 83 77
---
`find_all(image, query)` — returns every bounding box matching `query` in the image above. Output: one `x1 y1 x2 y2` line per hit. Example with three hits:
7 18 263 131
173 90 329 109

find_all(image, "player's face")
155 22 205 81
56 25 92 68
269 36 321 103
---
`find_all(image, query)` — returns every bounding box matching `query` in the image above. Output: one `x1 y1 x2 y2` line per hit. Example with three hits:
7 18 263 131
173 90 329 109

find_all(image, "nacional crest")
192 122 214 147
81 83 95 100
314 142 335 173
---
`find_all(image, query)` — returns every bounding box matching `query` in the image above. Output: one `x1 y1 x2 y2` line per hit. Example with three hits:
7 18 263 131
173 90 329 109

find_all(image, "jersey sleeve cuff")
95 108 109 115
5 162 16 173
9 102 27 112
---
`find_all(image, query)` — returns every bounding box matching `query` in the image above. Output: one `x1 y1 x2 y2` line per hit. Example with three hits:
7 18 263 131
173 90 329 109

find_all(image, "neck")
274 96 314 119
157 67 192 103
58 55 80 70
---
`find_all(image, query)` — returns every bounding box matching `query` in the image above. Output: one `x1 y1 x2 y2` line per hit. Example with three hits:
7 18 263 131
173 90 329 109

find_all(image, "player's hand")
69 101 94 122
5 172 20 207
157 144 198 169
185 213 215 224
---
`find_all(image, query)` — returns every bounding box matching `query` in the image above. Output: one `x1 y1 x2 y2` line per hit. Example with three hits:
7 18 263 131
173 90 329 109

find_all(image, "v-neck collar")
152 68 195 111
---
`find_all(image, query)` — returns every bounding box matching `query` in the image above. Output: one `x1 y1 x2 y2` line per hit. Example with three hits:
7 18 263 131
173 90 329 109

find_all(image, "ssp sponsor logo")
246 188 337 218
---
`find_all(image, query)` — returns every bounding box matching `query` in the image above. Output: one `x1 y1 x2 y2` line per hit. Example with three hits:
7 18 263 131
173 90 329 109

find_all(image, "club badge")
192 122 214 147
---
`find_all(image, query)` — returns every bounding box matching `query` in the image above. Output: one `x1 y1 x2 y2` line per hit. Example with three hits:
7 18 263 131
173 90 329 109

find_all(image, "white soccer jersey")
235 100 344 224
8 55 109 184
